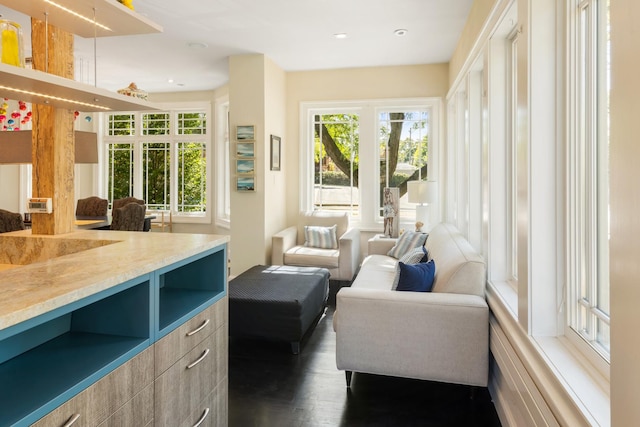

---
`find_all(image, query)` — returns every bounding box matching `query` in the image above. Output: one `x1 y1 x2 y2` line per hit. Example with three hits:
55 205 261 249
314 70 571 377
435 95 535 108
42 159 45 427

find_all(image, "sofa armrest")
271 226 297 265
334 288 489 387
336 227 361 281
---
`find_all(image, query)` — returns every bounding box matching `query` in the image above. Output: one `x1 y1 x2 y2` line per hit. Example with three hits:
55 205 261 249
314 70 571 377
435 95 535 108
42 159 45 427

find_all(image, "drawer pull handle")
187 348 210 369
186 318 210 336
192 407 210 427
62 413 80 427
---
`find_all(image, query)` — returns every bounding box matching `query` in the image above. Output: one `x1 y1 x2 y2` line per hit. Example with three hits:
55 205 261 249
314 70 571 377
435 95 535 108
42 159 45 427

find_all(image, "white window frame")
300 98 441 231
215 96 230 229
566 0 610 371
101 102 212 224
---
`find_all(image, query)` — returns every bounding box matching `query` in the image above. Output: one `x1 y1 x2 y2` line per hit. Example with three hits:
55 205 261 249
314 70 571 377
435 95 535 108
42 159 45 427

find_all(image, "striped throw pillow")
399 245 428 264
304 224 338 249
387 231 428 259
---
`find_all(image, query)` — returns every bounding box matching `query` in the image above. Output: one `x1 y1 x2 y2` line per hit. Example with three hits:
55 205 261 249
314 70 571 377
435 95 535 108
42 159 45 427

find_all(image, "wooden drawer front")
32 347 153 427
179 376 228 427
97 383 154 427
155 297 227 376
155 328 226 427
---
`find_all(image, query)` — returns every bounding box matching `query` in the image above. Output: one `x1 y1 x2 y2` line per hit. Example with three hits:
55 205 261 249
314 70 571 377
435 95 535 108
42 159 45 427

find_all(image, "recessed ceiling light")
394 29 408 37
167 78 174 84
187 42 208 49
333 33 348 39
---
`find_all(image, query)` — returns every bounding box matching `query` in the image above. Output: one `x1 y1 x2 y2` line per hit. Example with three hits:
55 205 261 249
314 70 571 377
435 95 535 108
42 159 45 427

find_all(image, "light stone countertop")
0 229 229 331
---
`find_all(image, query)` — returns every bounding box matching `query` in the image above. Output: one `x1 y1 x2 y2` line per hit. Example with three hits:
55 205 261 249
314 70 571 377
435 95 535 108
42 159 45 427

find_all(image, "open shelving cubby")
0 275 152 427
156 246 227 340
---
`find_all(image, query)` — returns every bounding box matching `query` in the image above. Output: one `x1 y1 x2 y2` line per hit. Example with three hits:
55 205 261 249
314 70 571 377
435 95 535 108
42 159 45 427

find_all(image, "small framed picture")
236 125 255 141
237 175 255 192
270 135 281 171
236 159 255 174
236 142 254 158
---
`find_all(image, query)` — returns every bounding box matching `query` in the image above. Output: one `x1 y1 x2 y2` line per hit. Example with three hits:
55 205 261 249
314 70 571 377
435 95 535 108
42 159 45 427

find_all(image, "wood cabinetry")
155 299 228 427
32 348 154 427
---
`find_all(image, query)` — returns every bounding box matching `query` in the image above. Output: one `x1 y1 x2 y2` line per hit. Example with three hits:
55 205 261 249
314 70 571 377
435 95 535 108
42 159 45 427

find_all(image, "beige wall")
284 63 449 224
263 57 288 264
228 54 287 275
610 0 640 424
448 0 497 87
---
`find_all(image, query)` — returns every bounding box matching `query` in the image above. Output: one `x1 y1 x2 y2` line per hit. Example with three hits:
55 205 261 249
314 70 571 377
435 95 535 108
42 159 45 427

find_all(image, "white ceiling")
0 0 473 94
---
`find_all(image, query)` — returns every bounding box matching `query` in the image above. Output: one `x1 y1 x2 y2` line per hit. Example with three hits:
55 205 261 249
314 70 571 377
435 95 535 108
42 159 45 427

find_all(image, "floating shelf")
0 0 162 38
0 62 159 112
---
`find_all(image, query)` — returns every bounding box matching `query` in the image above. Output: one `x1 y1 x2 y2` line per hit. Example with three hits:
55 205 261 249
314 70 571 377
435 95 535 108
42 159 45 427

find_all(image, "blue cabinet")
0 243 227 427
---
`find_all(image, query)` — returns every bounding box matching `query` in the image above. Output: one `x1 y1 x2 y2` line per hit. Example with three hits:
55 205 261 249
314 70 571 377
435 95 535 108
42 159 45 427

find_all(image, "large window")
568 0 610 360
104 104 210 220
303 99 440 230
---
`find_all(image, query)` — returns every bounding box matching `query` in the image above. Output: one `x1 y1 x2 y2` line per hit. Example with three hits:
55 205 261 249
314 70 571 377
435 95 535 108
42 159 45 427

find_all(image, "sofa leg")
345 371 353 388
291 341 300 355
469 386 478 400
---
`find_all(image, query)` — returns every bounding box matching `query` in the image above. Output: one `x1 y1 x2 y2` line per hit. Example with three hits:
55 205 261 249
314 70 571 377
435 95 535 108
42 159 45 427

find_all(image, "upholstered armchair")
75 196 108 217
272 211 360 281
0 209 25 233
110 203 147 231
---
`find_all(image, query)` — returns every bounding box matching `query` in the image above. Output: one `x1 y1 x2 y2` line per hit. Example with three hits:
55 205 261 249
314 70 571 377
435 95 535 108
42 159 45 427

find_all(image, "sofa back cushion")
426 223 486 298
297 211 349 246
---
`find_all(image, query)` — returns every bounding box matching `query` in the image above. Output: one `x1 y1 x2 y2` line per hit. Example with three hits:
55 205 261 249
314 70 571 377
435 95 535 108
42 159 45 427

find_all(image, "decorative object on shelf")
408 180 437 231
415 221 424 232
236 141 254 158
237 175 255 192
236 125 255 141
0 19 24 67
0 99 31 131
383 187 399 238
117 82 148 100
270 134 281 171
118 0 135 10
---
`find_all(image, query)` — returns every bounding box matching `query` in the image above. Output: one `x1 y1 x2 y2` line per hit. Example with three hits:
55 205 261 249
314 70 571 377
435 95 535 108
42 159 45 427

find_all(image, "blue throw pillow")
396 260 436 292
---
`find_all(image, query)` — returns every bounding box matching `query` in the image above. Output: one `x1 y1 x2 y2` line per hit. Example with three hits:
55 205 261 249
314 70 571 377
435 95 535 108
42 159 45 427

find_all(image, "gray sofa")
333 223 489 387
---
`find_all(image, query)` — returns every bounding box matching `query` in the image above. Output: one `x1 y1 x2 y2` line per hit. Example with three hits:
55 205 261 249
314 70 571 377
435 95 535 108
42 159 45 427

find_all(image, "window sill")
487 281 610 427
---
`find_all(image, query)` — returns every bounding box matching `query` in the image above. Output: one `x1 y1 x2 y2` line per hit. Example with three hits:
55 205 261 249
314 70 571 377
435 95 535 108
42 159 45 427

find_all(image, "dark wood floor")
228 288 502 427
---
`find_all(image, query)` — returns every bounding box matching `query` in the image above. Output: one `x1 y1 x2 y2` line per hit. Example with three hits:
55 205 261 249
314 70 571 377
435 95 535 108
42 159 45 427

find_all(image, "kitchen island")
0 229 229 426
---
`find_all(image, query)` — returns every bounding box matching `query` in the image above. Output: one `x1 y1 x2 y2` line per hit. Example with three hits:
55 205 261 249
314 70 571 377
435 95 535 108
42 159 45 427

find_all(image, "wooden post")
30 18 75 235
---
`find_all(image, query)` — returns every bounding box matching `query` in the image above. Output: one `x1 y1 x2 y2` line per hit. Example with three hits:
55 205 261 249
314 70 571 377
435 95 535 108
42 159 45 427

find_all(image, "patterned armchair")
112 197 145 210
110 203 147 231
76 196 108 217
0 209 25 233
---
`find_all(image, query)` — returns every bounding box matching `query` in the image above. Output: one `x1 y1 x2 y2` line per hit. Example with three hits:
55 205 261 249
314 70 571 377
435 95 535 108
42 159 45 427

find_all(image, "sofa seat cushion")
284 245 340 268
351 254 397 291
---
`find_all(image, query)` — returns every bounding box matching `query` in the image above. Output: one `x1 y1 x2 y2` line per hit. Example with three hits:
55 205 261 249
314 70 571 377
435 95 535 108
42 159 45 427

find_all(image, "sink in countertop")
0 235 120 266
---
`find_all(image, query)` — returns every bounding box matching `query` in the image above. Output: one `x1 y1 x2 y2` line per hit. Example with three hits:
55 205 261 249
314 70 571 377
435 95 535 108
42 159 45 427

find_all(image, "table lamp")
407 180 437 231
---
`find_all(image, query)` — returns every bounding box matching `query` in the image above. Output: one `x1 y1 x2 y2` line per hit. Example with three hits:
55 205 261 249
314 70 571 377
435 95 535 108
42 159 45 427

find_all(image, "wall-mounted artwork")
236 142 254 158
270 135 281 171
236 125 255 141
237 175 255 192
236 159 255 175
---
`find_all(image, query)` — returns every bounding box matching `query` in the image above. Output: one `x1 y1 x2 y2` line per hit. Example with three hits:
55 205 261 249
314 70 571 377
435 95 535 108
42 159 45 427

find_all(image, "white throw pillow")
304 224 338 249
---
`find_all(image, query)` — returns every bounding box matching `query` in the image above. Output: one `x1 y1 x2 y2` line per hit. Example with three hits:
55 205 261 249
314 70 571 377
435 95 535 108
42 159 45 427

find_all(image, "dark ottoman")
229 265 330 354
